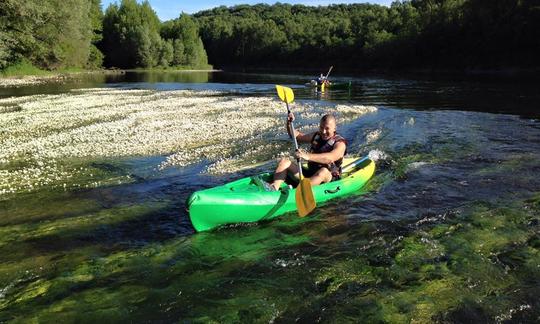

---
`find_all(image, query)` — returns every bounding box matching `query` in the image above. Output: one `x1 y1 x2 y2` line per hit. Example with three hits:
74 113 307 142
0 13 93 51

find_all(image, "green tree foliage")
161 13 209 68
102 4 209 69
2 0 538 72
172 39 186 66
159 39 174 67
195 1 540 70
88 0 104 68
101 0 162 68
0 0 104 70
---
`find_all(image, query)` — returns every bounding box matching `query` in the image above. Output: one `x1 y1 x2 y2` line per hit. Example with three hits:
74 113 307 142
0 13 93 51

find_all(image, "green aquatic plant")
308 196 540 323
391 153 435 180
0 212 316 322
475 153 538 176
2 194 538 322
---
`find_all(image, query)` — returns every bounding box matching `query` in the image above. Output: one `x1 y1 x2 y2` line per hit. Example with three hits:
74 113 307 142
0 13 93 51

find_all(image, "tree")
88 0 104 68
160 13 209 68
0 0 99 70
101 0 162 68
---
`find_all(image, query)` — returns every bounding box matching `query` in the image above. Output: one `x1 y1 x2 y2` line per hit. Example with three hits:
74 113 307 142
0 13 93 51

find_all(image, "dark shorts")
286 165 341 186
302 166 321 178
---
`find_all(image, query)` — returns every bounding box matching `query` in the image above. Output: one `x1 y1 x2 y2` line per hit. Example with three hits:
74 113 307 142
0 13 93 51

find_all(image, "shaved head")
319 114 337 140
320 114 336 124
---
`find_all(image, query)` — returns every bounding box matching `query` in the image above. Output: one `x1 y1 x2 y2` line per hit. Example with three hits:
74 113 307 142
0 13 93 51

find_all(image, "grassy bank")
0 61 50 78
1 58 216 78
0 61 217 88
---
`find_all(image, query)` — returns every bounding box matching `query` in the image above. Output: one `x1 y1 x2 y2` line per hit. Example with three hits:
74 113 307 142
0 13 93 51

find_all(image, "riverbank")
0 70 127 88
0 67 219 88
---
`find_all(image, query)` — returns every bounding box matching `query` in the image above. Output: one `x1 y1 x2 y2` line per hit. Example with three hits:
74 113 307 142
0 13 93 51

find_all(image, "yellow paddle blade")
295 178 316 217
275 85 295 104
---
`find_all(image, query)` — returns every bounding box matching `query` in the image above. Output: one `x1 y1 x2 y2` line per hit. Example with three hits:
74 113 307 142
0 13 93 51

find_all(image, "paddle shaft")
285 100 304 179
324 66 333 80
276 84 316 217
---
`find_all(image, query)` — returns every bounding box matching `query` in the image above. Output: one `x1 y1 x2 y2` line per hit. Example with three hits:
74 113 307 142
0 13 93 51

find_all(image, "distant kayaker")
316 73 330 87
265 113 347 191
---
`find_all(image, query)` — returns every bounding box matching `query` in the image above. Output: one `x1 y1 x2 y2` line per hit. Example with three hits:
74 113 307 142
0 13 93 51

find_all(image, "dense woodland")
0 0 208 71
0 0 104 70
195 0 540 70
1 0 539 73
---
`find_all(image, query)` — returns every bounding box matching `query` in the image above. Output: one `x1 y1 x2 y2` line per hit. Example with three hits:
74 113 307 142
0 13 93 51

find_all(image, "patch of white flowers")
0 88 377 196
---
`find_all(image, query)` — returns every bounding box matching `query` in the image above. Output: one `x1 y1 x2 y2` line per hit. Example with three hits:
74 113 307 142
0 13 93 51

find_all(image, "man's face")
319 119 336 140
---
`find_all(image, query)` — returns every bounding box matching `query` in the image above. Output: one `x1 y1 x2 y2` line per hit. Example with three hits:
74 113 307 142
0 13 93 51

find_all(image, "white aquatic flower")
0 89 377 195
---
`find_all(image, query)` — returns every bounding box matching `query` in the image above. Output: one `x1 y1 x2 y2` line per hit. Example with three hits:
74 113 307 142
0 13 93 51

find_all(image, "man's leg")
271 158 299 190
308 167 332 186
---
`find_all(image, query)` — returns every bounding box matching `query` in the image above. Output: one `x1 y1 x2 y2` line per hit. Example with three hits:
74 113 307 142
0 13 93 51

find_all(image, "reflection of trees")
137 71 210 83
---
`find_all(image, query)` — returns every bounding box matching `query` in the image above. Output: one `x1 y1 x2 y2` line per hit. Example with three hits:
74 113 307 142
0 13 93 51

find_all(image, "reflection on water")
3 71 539 118
121 70 210 83
0 72 539 322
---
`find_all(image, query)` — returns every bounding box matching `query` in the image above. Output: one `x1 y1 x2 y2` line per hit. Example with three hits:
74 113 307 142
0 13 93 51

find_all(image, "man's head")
319 114 337 140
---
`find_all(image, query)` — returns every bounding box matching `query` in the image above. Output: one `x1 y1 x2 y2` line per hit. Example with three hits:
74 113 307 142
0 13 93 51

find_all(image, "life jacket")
308 132 347 179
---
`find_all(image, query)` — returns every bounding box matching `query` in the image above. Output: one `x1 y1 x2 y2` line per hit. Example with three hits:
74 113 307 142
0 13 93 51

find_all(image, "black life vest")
308 132 347 178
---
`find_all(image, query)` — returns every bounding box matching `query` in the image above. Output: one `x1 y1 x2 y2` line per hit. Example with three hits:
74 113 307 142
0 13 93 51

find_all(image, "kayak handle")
324 186 341 194
185 194 199 211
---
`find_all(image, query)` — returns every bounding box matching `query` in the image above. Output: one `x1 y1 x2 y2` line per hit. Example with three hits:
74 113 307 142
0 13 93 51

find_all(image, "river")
0 71 539 322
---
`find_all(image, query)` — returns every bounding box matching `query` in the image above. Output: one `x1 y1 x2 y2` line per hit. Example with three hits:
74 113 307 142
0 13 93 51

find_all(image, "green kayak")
187 156 375 232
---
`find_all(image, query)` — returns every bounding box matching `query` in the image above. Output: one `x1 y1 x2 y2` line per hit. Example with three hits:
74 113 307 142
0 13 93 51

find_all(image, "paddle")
321 66 333 92
275 85 316 217
324 65 333 80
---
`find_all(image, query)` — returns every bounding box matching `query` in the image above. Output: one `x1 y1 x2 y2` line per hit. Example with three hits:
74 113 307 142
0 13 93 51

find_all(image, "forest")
195 0 540 70
0 0 209 72
1 0 539 73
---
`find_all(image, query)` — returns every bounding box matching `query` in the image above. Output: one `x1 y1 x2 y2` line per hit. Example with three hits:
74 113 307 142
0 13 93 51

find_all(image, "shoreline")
2 66 539 89
0 70 124 88
124 68 222 73
0 68 222 88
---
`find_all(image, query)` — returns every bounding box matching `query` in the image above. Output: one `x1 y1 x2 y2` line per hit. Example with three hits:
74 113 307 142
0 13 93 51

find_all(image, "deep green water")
1 72 539 322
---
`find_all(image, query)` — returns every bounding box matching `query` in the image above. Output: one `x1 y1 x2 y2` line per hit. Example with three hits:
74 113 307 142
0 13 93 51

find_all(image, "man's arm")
286 113 314 144
287 127 314 144
296 131 315 144
297 141 346 164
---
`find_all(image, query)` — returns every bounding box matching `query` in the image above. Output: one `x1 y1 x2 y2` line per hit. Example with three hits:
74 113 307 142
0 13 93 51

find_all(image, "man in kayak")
316 74 330 87
265 113 347 191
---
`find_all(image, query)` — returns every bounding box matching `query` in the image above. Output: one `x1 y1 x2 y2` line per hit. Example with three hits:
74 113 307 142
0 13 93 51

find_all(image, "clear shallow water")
1 72 539 322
